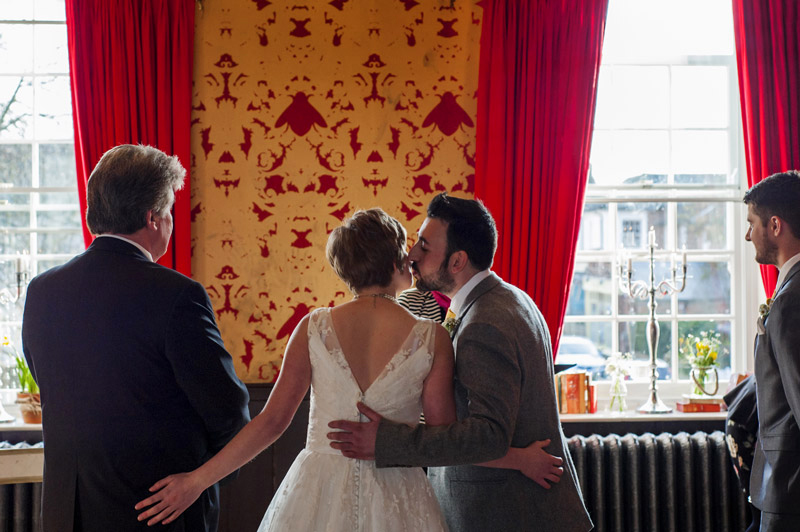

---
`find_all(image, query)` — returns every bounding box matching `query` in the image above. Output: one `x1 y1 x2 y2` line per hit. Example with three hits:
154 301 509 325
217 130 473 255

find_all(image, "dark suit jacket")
22 237 250 532
750 261 800 515
375 273 591 532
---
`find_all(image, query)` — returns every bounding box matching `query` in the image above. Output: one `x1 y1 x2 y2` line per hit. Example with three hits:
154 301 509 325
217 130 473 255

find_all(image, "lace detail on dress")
259 307 447 532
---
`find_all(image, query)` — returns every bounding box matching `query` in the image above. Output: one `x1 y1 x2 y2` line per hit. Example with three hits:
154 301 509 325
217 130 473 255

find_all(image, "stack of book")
556 371 597 414
675 394 726 413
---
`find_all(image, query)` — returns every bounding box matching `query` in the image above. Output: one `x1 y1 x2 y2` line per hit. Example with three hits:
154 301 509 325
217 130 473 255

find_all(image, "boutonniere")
759 297 773 319
443 317 461 334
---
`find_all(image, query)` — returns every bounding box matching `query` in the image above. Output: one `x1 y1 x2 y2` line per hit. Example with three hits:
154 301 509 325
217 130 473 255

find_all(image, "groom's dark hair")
743 170 800 238
427 193 497 271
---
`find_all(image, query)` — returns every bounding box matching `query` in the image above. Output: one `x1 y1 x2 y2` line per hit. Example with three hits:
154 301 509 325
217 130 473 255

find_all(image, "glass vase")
608 375 627 412
690 364 719 396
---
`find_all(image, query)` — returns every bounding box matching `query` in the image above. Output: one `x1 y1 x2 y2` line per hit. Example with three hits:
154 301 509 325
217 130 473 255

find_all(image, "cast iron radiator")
0 483 41 532
567 431 750 532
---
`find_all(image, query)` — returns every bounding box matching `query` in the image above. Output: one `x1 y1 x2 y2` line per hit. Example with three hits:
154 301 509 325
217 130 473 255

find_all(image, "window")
558 0 747 399
0 1 80 387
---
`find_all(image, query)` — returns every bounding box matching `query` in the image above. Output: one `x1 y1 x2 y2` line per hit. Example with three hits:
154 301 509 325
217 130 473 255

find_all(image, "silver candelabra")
618 227 687 414
0 255 29 307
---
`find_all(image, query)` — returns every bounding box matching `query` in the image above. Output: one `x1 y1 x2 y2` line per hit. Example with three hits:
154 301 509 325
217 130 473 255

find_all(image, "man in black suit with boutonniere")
743 170 800 532
22 144 250 532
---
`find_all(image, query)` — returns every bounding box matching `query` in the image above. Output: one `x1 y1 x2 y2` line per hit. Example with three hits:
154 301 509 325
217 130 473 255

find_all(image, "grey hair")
85 144 186 235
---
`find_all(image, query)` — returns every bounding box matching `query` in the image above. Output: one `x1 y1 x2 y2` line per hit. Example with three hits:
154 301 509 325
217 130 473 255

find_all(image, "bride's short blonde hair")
326 208 407 292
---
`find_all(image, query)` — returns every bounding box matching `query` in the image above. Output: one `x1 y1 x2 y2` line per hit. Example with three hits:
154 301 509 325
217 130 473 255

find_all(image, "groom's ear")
449 250 469 273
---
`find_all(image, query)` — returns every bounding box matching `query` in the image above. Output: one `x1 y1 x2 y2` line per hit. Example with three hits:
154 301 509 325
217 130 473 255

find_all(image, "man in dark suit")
743 171 800 532
328 193 591 531
22 144 250 532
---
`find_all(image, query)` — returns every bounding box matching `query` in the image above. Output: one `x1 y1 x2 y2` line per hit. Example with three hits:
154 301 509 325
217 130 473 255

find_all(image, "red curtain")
475 0 608 355
732 0 800 296
66 0 194 276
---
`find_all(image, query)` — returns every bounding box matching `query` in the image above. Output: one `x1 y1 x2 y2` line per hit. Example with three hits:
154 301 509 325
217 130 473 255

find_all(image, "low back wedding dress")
258 307 448 531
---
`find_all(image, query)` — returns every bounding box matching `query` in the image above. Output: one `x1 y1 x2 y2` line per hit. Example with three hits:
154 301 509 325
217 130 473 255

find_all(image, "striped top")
397 288 446 323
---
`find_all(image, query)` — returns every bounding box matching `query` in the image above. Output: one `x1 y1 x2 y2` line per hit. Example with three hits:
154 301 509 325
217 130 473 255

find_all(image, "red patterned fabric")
65 0 194 276
732 0 800 295
475 0 608 355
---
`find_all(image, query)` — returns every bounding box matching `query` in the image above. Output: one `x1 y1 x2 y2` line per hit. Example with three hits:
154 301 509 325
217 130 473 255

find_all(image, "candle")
16 257 22 274
648 227 655 247
682 249 687 267
627 257 632 273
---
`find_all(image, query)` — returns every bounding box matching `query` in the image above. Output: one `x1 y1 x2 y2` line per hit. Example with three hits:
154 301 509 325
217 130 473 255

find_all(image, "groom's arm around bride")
328 193 592 532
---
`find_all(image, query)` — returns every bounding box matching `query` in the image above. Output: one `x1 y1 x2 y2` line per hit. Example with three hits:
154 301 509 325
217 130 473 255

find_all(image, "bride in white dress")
135 208 563 531
136 208 455 530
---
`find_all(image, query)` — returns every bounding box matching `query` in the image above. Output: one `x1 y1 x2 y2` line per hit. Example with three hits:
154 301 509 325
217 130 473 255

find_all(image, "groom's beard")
413 257 455 294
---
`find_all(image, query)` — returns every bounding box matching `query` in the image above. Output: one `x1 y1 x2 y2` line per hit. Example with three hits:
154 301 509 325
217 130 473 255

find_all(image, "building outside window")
0 0 80 388
558 0 752 401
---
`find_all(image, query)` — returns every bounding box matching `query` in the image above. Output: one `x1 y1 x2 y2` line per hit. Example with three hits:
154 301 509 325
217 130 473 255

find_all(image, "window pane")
558 324 612 380
678 320 731 381
0 76 33 139
37 209 80 228
38 231 83 254
674 173 729 186
567 262 613 316
671 66 729 128
35 0 67 21
0 211 30 228
595 66 669 128
0 192 30 206
0 231 29 253
0 25 33 74
617 202 666 249
672 130 729 175
678 202 727 249
618 320 672 380
0 144 33 187
619 259 673 315
40 143 76 187
677 261 731 314
576 204 609 251
40 191 75 204
35 76 72 139
590 131 669 185
34 25 69 73
602 0 734 61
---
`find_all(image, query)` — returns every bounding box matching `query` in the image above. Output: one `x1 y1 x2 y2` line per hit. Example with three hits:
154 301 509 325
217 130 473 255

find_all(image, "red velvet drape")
732 0 800 296
66 0 194 276
475 0 608 355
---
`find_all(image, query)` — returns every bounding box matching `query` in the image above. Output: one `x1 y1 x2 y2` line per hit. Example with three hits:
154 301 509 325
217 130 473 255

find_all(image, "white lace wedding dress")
257 307 448 532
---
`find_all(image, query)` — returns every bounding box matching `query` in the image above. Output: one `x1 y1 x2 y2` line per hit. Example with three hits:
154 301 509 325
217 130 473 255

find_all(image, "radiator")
0 483 41 532
567 431 750 532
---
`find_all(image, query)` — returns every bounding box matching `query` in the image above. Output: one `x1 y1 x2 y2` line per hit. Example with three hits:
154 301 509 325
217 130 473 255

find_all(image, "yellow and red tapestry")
192 0 481 381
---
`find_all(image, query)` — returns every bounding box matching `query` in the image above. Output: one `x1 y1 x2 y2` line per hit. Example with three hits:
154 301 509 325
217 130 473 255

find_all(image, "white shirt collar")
96 234 154 262
776 252 800 295
448 270 491 316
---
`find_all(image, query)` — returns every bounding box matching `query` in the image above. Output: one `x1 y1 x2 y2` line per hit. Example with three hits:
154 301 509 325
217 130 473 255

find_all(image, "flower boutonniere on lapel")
443 316 461 335
759 297 773 320
756 297 773 335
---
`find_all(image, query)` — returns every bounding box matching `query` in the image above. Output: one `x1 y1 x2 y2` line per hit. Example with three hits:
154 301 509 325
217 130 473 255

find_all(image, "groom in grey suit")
329 193 591 531
744 171 800 532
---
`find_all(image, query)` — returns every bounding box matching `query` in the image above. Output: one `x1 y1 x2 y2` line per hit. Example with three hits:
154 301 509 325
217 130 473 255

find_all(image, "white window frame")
564 51 760 405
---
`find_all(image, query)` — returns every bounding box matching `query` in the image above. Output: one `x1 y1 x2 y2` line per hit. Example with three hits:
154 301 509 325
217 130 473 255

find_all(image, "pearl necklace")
352 293 397 303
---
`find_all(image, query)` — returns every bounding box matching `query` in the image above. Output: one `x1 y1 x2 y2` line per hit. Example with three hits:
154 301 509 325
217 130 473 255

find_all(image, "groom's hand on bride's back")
327 402 382 460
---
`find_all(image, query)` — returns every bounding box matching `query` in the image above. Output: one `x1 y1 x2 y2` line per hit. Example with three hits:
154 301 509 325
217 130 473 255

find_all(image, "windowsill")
561 410 726 423
0 403 41 432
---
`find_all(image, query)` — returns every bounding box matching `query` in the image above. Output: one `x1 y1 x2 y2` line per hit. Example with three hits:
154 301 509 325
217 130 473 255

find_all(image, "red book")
676 401 723 413
563 373 583 413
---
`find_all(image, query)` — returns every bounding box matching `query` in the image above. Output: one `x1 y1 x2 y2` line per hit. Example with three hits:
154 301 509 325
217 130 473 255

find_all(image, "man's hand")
518 439 564 489
327 402 382 460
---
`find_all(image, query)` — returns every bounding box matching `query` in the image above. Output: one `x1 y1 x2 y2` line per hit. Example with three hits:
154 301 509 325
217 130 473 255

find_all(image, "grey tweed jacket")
376 273 592 532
